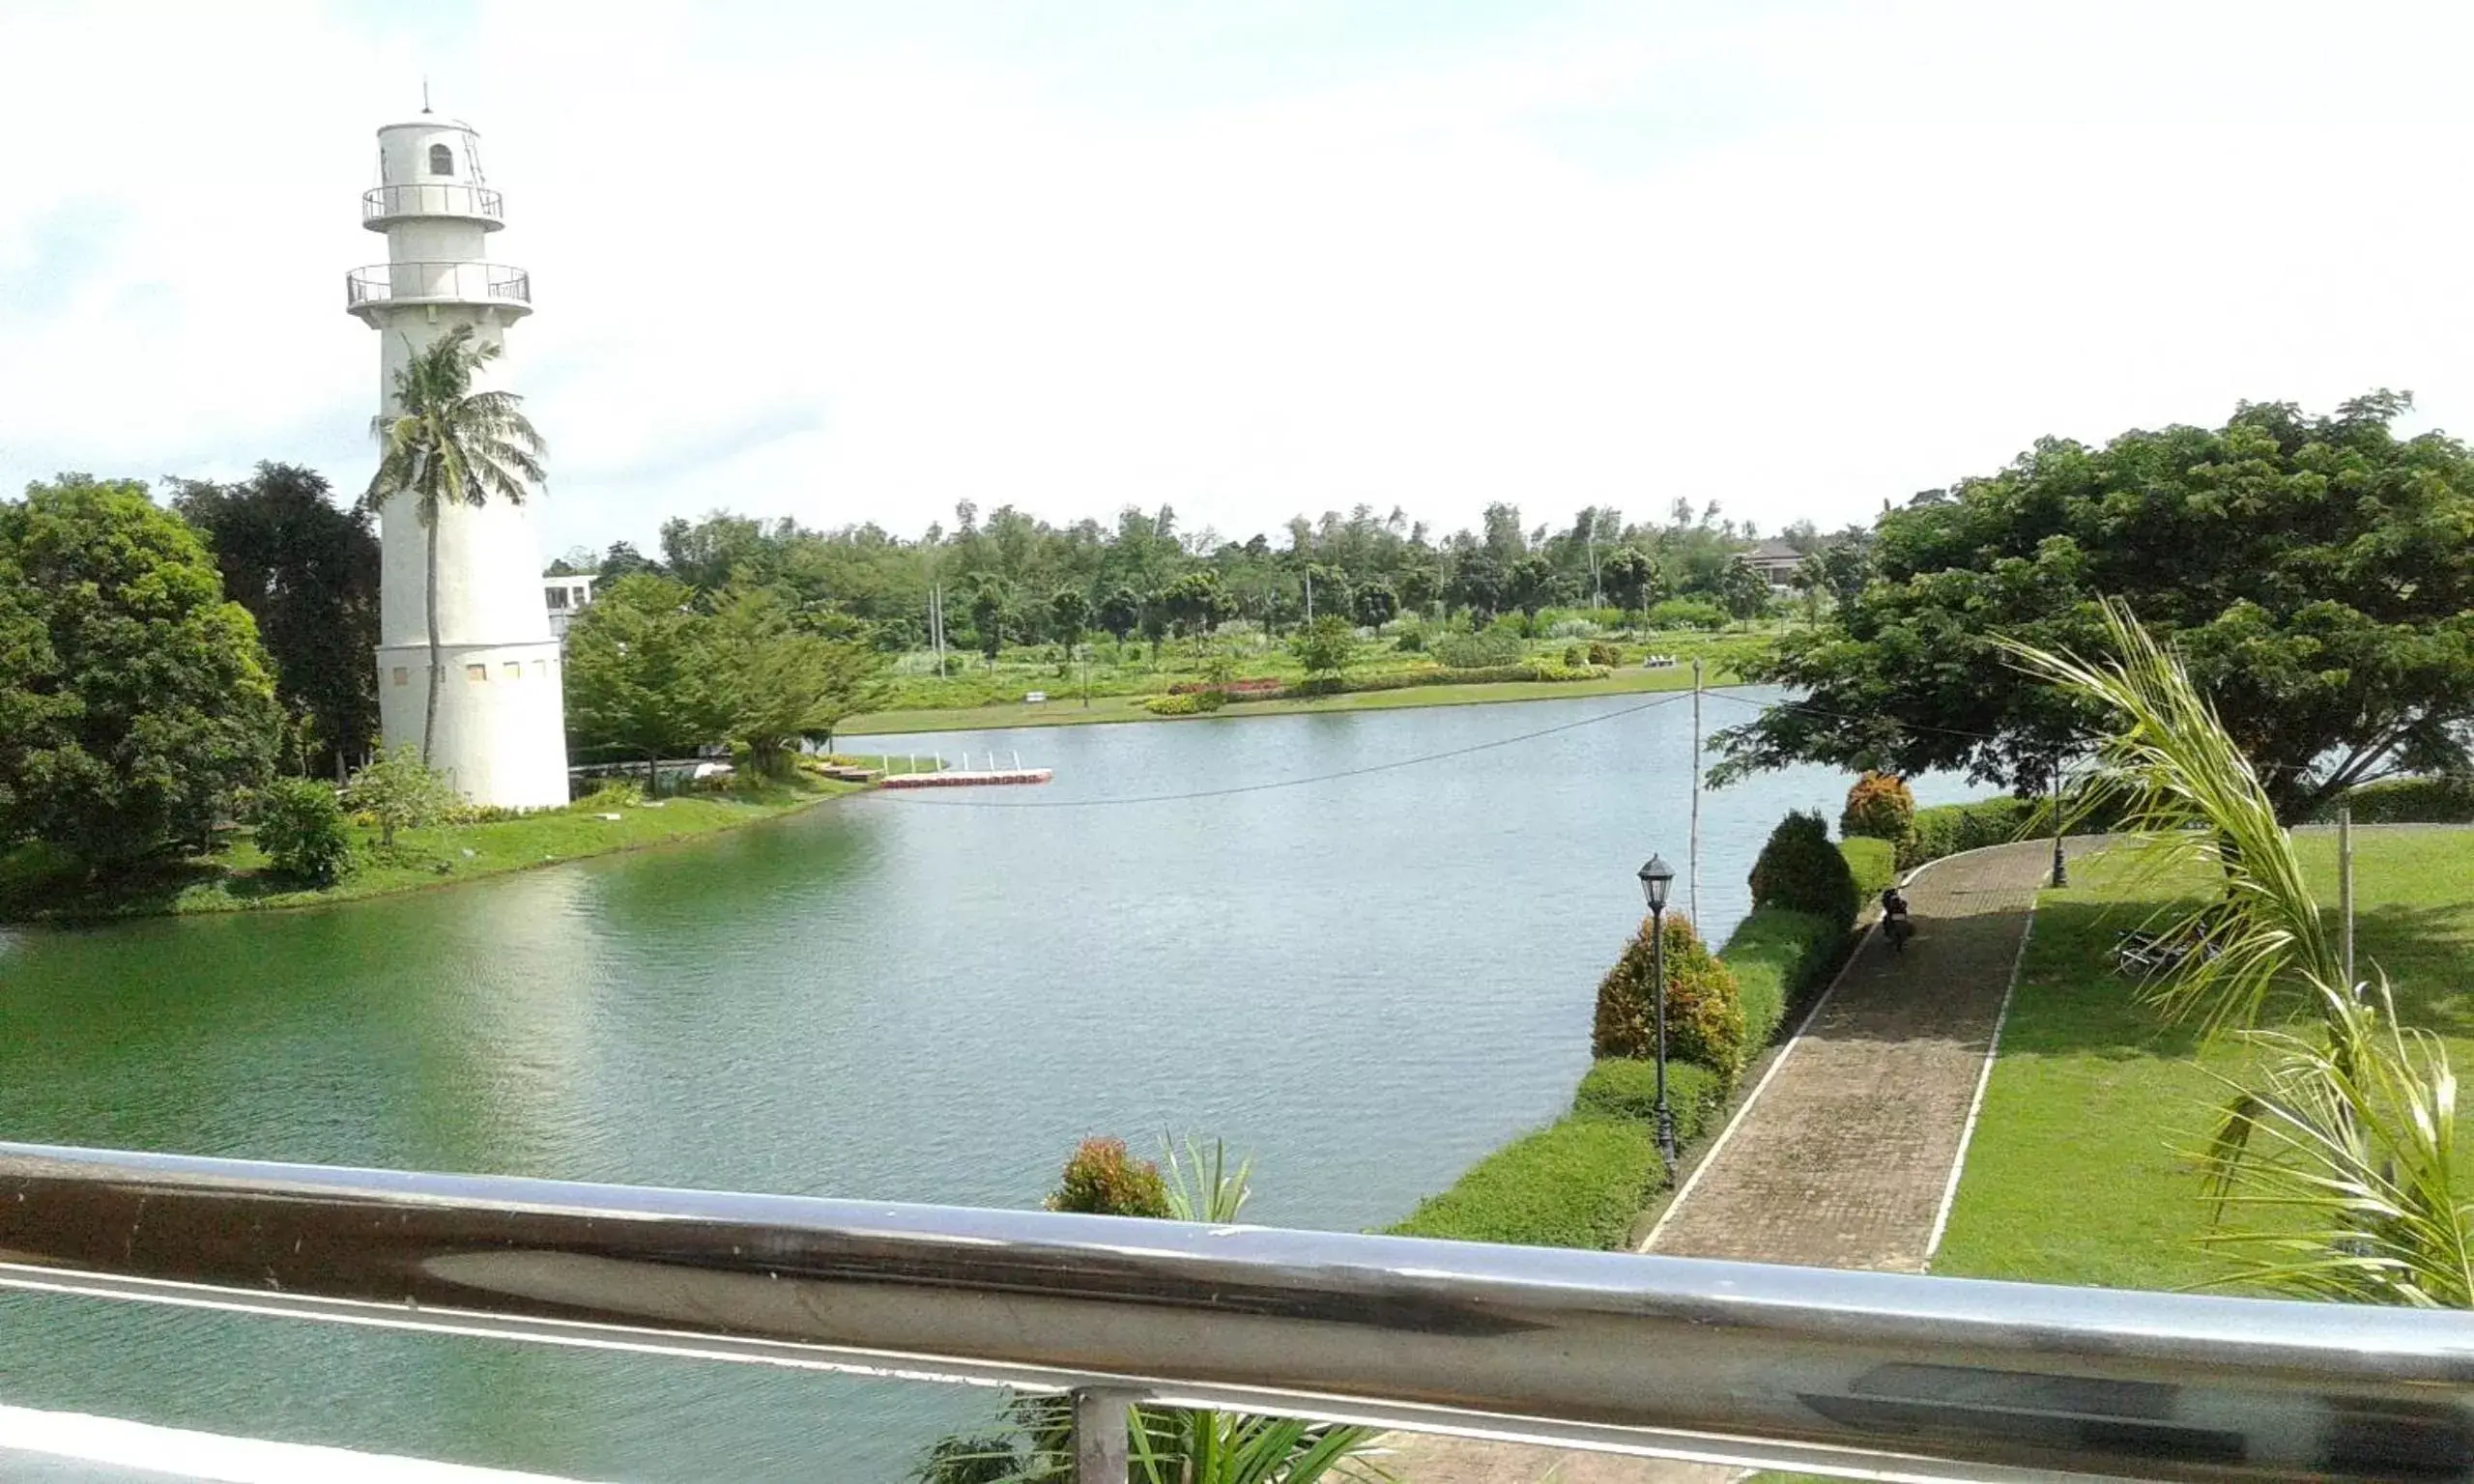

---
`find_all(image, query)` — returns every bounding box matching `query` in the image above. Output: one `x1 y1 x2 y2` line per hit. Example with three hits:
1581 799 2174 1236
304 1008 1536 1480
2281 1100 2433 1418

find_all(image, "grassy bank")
1382 842 1870 1250
1935 829 2474 1291
0 774 866 925
844 656 1743 735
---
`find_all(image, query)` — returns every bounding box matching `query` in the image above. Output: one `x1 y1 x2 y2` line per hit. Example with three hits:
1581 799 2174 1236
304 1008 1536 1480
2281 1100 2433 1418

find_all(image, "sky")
5 0 2472 559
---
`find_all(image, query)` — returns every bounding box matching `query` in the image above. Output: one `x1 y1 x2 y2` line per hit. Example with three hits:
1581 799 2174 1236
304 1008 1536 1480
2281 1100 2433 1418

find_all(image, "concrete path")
1386 841 2057 1480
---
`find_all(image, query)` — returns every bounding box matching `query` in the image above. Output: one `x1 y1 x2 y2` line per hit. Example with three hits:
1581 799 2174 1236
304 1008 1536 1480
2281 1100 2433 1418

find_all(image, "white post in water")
2339 804 2356 994
1689 657 1703 925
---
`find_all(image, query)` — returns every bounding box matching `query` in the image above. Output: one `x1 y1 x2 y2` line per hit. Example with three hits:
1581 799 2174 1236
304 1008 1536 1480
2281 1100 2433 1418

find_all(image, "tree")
707 585 884 774
966 578 1012 666
1506 554 1561 617
1600 546 1658 633
1715 557 1769 624
362 325 548 766
1095 585 1141 653
1137 592 1171 664
563 574 714 792
1288 613 1359 682
171 463 381 778
344 745 456 848
0 476 280 867
1716 393 2474 820
1351 575 1398 630
1159 569 1227 640
1048 586 1091 652
1396 564 1439 618
599 540 662 580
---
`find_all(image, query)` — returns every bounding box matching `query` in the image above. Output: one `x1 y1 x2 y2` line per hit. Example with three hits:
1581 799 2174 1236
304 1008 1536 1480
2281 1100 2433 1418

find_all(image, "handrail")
1 1141 2468 1483
344 262 532 309
362 183 504 223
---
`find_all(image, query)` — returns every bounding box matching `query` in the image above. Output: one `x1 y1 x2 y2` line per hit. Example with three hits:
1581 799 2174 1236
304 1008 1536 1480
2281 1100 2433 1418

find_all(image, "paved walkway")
1385 841 2057 1480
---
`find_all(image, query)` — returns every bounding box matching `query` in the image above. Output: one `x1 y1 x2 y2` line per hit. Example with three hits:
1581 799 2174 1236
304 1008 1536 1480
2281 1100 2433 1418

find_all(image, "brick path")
1385 841 2057 1480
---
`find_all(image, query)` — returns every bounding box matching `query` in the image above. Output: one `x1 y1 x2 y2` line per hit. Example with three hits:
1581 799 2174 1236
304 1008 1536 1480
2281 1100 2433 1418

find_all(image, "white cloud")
6 0 2471 557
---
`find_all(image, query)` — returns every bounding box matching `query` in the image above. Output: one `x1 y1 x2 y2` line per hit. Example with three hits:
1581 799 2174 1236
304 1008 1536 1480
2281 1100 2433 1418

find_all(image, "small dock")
873 750 1052 789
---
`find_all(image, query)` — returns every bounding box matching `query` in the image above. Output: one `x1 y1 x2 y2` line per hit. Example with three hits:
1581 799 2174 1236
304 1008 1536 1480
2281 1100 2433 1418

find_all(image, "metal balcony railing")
362 183 504 225
345 262 532 310
0 1140 2467 1483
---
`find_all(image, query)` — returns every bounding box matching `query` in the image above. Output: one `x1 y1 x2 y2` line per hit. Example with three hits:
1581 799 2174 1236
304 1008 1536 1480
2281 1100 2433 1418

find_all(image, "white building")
543 571 597 642
350 109 569 808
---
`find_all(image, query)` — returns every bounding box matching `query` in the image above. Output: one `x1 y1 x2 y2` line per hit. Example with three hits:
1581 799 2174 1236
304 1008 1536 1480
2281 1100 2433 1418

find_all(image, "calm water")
0 689 1984 1480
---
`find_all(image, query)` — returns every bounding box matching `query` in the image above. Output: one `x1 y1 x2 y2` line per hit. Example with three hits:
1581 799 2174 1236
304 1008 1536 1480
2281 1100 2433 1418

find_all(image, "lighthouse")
348 111 568 808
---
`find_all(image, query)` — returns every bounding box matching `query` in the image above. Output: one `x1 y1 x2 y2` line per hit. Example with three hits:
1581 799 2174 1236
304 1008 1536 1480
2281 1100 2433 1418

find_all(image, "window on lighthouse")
429 143 455 176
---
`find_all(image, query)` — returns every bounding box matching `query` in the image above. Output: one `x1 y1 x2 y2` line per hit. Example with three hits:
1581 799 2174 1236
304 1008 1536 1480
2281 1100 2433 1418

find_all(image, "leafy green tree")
1159 569 1227 639
251 777 352 884
0 476 280 867
171 463 381 778
1137 592 1171 664
966 578 1012 665
362 325 547 765
1289 613 1359 682
1095 584 1141 653
1048 585 1090 652
563 574 714 792
1600 546 1658 632
707 585 885 774
344 744 457 847
1351 575 1398 629
1715 557 1769 624
1506 554 1561 617
1717 392 2474 821
1396 563 1440 618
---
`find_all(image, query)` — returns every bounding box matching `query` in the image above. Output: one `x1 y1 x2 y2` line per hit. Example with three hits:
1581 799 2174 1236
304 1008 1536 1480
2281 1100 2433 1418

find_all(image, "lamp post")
1637 853 1678 1168
2050 754 2068 889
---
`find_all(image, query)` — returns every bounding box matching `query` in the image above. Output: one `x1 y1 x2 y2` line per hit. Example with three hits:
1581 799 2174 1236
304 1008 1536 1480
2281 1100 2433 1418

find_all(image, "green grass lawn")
1934 827 2474 1291
0 774 864 924
844 647 1753 734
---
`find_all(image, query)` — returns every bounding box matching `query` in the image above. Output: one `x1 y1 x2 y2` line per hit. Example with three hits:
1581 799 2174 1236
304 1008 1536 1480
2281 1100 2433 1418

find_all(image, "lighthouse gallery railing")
345 261 532 309
0 1141 2468 1483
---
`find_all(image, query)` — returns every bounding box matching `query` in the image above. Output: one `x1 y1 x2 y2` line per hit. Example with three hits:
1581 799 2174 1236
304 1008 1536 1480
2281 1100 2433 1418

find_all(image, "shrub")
1144 693 1201 716
1047 1137 1171 1217
1591 913 1748 1081
1747 811 1859 929
1899 796 2038 869
1714 906 1840 1049
1384 1116 1659 1248
1563 643 1587 668
1434 629 1526 670
570 780 643 813
1587 641 1622 668
1571 1058 1719 1140
1645 597 1726 631
251 778 352 885
1840 771 1915 842
2313 776 2474 824
1839 835 1898 900
1393 627 1425 652
342 746 457 847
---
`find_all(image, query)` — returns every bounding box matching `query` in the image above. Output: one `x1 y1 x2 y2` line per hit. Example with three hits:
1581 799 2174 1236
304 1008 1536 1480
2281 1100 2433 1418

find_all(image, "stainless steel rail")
363 183 505 223
0 1141 2468 1483
344 261 532 308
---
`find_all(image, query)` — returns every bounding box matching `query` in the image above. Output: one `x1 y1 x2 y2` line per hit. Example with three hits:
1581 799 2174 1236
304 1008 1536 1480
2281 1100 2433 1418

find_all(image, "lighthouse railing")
345 262 532 309
362 183 505 224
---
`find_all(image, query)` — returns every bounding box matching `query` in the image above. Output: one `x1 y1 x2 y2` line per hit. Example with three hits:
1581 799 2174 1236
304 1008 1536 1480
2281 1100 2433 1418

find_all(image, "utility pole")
1689 658 1703 925
2339 804 2356 993
2050 754 2068 888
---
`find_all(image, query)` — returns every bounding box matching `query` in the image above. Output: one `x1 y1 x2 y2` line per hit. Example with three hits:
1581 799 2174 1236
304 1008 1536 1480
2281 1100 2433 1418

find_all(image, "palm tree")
362 325 548 764
2003 600 2472 1305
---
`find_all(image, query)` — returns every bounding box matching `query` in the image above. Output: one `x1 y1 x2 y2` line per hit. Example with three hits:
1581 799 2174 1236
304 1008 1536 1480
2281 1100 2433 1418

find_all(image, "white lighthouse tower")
349 110 568 808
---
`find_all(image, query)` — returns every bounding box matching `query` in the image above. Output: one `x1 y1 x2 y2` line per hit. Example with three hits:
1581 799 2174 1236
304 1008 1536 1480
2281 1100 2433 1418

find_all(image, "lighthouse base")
374 639 571 809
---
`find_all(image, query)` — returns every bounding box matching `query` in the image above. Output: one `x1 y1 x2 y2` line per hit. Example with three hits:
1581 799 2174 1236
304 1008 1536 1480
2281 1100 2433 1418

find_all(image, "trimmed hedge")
1223 662 1611 704
2311 776 2474 824
1898 796 2039 870
1434 629 1528 669
1572 1058 1719 1139
1839 835 1897 899
1384 1115 1660 1248
1712 906 1840 1050
1746 811 1858 929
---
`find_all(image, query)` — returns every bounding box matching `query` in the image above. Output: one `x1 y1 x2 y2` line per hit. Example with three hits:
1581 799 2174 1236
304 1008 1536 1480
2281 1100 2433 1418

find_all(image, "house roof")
1744 539 1806 562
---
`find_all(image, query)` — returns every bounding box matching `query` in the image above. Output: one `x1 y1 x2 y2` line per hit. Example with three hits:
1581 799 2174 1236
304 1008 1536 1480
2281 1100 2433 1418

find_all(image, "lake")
0 689 1987 1480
